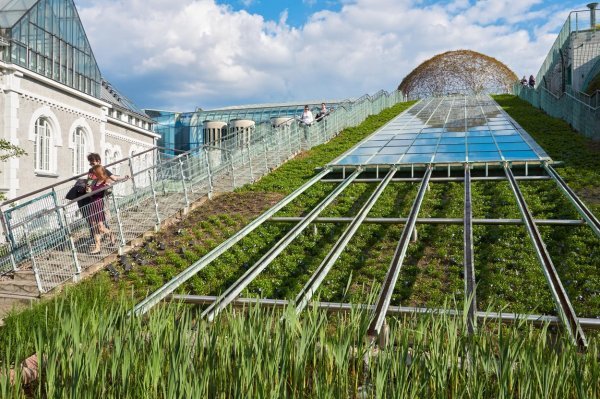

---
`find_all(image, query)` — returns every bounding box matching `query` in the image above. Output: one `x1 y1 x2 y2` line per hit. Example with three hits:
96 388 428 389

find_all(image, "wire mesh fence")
514 85 600 139
0 89 403 294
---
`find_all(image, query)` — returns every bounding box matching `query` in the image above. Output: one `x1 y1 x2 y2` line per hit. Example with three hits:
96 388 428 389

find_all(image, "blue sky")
75 0 590 111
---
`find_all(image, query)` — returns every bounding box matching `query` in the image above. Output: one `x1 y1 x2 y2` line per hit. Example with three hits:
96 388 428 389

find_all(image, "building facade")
0 0 158 200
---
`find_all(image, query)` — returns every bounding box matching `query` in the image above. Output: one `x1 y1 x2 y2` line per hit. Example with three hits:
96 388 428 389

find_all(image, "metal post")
262 138 269 173
148 171 161 231
229 151 237 190
247 145 254 182
110 192 127 252
463 164 476 334
128 157 138 193
178 157 190 211
505 164 587 349
203 147 214 199
367 165 433 343
59 207 81 276
22 224 43 295
0 211 17 272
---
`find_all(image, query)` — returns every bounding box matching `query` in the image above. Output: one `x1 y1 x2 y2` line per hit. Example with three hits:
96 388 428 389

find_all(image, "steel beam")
367 165 433 341
168 294 600 330
268 216 585 226
505 165 587 349
132 168 332 316
320 176 550 183
201 168 363 322
463 164 476 334
295 168 396 314
544 164 600 238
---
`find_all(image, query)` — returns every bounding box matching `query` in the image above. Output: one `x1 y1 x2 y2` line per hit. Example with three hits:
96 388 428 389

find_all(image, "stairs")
0 270 40 320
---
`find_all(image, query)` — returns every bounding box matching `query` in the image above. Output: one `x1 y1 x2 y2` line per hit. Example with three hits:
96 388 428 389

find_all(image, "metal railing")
513 84 600 138
0 89 404 294
536 9 599 89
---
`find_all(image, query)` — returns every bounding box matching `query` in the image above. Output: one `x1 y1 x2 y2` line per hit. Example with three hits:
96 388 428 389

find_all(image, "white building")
0 0 158 200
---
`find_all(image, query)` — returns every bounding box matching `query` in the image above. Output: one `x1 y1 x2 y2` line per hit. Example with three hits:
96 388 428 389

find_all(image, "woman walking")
88 164 115 254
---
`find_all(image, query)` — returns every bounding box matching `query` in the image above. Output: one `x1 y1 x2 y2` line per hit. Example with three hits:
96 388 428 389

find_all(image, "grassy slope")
1 96 599 354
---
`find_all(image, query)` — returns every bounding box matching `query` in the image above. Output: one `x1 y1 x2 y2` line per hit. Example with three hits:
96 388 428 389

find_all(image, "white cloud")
77 0 574 110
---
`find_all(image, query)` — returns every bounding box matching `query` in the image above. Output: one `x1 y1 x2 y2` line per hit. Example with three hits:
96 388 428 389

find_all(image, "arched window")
34 118 51 171
72 128 87 174
113 151 121 175
105 149 112 165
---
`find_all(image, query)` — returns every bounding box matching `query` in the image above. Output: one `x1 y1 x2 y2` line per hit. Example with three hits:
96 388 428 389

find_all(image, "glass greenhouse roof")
331 95 550 166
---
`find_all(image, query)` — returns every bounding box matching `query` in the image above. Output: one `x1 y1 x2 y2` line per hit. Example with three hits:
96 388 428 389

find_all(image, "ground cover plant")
1 96 599 396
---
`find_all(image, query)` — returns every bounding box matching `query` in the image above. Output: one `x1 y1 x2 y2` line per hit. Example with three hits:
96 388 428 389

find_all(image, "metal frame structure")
131 95 600 350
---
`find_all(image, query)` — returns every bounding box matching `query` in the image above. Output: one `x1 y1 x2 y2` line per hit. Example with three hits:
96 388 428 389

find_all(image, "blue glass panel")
444 132 466 137
360 140 388 148
468 151 503 161
468 126 489 131
373 134 394 140
434 152 467 162
379 146 408 154
407 145 437 154
389 139 414 146
400 153 433 163
467 131 491 137
468 143 497 152
501 150 539 160
393 133 419 139
437 144 465 153
336 155 372 165
489 124 514 130
439 137 465 144
369 155 402 164
467 136 494 144
418 133 443 139
350 147 380 156
413 138 439 146
422 127 445 132
497 142 531 151
493 135 523 143
493 129 519 135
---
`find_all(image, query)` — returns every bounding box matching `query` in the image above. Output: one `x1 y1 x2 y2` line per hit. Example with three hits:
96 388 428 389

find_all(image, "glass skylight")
331 95 550 166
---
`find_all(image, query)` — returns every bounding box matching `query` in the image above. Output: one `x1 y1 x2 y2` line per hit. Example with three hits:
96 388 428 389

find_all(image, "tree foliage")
398 49 518 99
0 138 25 162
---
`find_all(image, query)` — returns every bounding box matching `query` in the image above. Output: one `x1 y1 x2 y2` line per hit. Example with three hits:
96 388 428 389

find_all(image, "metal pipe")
267 216 586 226
167 294 600 330
132 168 332 316
319 176 551 183
202 168 362 322
505 165 587 349
367 165 433 341
463 164 476 334
295 168 397 314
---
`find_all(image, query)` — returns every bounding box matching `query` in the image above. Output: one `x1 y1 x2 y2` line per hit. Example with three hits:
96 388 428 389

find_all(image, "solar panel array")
331 95 550 166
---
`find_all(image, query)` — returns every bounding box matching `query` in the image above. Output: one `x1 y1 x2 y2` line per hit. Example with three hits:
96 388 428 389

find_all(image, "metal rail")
294 168 396 314
132 168 332 316
544 164 600 238
367 165 433 341
320 176 552 183
267 217 586 226
169 294 600 330
463 164 476 334
504 164 587 349
201 168 363 322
